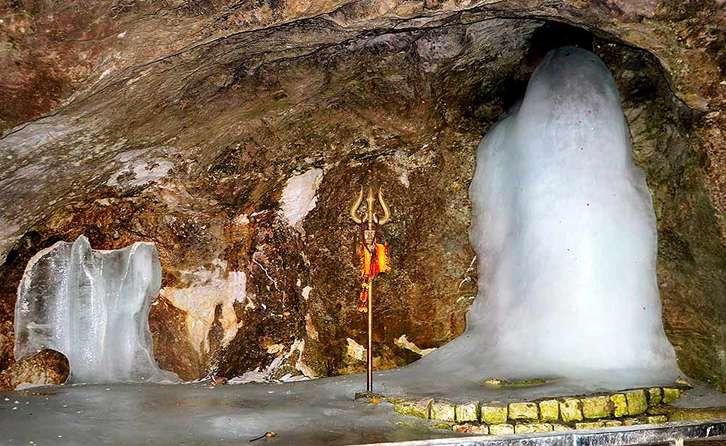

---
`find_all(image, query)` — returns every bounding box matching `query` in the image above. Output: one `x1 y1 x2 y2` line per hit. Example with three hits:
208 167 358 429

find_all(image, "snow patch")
160 260 246 354
279 168 323 231
394 335 435 357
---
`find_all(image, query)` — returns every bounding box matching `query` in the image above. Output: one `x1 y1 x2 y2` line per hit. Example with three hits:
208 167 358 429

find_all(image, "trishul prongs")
349 187 391 228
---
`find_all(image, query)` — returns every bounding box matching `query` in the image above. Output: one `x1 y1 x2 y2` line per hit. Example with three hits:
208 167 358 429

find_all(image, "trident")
350 187 391 393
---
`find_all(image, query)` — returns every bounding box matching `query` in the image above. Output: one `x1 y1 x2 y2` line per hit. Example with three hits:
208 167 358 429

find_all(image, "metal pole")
367 277 373 393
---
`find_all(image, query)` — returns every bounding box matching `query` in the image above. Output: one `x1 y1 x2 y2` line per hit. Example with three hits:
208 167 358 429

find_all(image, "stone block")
610 393 628 418
646 415 668 424
431 400 456 422
604 420 623 427
481 404 508 424
575 421 605 430
489 424 515 436
393 398 432 419
559 398 583 422
626 389 648 416
581 396 612 419
508 402 538 421
622 417 643 426
538 399 560 422
453 423 488 434
662 387 681 404
647 387 662 406
515 423 553 434
552 424 573 431
455 401 480 422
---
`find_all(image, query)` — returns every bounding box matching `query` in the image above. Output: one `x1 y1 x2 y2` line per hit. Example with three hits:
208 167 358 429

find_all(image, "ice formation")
14 235 177 383
382 47 681 392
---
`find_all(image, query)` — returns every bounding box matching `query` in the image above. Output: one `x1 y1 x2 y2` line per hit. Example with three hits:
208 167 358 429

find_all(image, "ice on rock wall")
14 235 177 383
383 47 681 392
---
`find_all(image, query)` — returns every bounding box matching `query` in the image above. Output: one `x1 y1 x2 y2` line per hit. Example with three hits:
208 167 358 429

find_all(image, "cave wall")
0 1 724 387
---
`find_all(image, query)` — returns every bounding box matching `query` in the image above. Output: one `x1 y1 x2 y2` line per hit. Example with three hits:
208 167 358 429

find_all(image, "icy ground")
2 376 726 446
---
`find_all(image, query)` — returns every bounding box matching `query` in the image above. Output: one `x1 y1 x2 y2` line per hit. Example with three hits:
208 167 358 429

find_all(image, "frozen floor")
2 373 726 446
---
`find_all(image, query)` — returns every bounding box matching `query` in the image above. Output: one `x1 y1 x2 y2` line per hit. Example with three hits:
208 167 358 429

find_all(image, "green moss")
393 398 432 419
455 401 480 422
581 396 612 419
610 394 628 417
481 404 508 424
430 400 456 422
647 387 662 406
662 387 681 404
626 389 648 416
646 415 668 424
508 402 538 421
538 399 560 422
559 398 583 422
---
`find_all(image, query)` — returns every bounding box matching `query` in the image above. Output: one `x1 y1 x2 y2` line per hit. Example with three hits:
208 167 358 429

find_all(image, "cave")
0 1 724 444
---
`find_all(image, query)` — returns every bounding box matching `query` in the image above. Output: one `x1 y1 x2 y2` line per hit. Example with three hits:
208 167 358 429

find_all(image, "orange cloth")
357 243 390 312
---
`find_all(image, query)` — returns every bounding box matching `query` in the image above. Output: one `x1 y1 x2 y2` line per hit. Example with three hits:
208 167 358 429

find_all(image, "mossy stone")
622 417 643 426
430 400 456 422
515 423 553 434
393 398 432 419
610 394 628 417
604 420 623 427
455 401 480 422
647 387 662 406
508 402 538 421
626 389 648 416
481 404 508 424
453 423 488 434
538 399 560 422
646 415 668 424
559 398 583 422
552 424 572 431
575 421 605 430
581 396 612 419
489 424 514 435
662 387 682 404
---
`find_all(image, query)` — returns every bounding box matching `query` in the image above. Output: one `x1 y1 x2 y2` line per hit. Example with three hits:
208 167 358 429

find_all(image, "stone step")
390 386 685 427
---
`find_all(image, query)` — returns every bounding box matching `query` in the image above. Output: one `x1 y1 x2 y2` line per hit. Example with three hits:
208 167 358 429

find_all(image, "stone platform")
385 385 689 435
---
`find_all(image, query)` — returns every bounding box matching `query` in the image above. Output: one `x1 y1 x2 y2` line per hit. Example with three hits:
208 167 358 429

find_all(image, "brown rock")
0 349 69 390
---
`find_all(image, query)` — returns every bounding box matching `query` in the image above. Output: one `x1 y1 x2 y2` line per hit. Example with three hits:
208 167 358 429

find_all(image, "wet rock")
610 394 628 418
0 349 68 390
455 402 480 422
507 402 538 421
538 399 560 422
625 389 648 416
488 424 514 436
559 398 584 423
0 0 723 389
393 398 431 419
480 404 508 425
648 387 663 406
430 400 456 422
581 396 612 419
663 387 682 404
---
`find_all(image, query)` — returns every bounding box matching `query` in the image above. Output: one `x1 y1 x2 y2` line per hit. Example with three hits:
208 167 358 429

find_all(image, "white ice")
14 235 177 383
379 47 681 394
280 168 324 230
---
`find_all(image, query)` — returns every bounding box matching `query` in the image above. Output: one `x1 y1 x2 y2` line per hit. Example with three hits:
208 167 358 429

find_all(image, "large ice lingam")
14 235 176 383
384 47 682 393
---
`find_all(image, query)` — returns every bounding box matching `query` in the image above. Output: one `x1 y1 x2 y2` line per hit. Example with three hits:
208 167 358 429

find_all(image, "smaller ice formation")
14 235 177 383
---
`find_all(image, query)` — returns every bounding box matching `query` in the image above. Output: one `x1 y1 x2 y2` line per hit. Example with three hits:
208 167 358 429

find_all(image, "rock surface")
0 1 723 387
0 349 69 390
